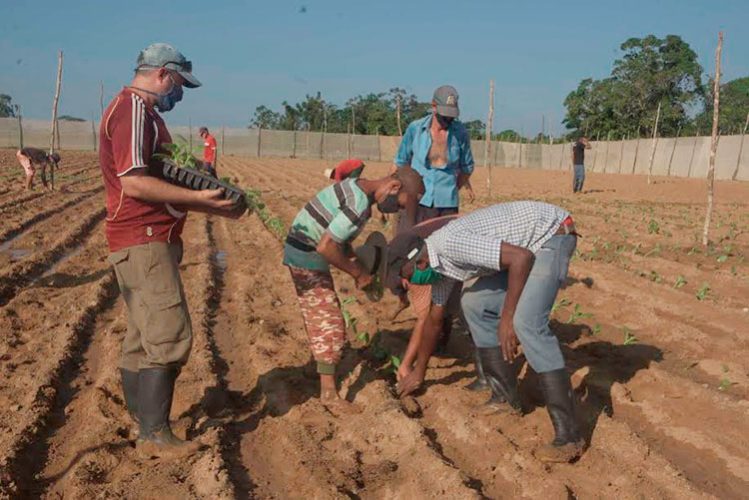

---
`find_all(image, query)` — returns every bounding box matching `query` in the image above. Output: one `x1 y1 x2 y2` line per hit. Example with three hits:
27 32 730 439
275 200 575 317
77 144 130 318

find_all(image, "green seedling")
153 137 204 169
551 298 571 314
730 265 737 276
673 275 687 289
643 244 661 257
687 247 699 256
622 327 638 346
566 304 594 324
696 283 711 301
722 364 730 373
647 219 660 234
591 324 602 336
719 378 731 391
648 270 662 283
716 254 728 263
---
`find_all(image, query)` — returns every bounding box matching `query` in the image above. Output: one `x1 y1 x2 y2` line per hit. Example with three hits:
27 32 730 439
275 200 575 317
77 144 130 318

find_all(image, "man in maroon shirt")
100 43 236 458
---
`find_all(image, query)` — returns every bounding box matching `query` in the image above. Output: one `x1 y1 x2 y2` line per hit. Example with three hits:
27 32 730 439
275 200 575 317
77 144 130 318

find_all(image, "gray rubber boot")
478 347 521 414
463 348 490 392
136 366 200 459
120 368 140 427
536 368 585 463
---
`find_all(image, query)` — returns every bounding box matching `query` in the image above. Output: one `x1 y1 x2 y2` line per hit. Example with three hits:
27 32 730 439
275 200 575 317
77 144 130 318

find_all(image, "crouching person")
283 167 424 411
386 201 584 463
15 147 60 190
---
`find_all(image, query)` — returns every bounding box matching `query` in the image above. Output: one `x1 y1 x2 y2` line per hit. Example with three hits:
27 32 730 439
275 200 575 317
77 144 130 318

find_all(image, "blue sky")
2 0 747 135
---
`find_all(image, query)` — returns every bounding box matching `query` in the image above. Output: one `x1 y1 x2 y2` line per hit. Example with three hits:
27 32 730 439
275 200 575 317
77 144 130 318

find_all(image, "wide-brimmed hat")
354 232 388 283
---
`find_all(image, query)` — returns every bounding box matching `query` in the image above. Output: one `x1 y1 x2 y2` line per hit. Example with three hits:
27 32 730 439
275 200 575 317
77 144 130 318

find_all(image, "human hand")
396 364 425 397
355 272 374 289
195 188 235 211
498 315 519 362
396 362 412 382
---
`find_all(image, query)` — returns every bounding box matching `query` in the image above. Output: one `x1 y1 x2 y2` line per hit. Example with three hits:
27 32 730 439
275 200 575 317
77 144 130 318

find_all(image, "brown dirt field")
0 149 747 499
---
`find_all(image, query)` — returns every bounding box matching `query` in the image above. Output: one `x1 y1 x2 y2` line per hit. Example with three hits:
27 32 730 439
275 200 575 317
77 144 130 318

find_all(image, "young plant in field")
719 378 731 391
622 327 638 346
673 275 687 289
340 297 401 375
153 136 204 169
551 297 571 314
696 282 711 301
590 323 601 336
566 304 594 324
648 270 663 283
647 219 660 234
716 254 729 263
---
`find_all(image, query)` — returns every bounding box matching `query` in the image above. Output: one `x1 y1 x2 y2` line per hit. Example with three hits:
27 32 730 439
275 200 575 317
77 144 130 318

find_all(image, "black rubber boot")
478 347 521 414
536 368 585 463
120 368 139 423
463 349 490 392
136 366 200 459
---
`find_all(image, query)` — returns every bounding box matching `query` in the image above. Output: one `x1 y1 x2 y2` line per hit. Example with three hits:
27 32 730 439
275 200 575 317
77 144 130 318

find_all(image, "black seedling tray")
162 160 248 213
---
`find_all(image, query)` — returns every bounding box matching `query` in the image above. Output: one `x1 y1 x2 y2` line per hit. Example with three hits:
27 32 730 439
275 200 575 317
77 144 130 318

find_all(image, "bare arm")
317 234 371 287
457 172 471 189
497 242 534 360
120 174 233 209
397 304 444 396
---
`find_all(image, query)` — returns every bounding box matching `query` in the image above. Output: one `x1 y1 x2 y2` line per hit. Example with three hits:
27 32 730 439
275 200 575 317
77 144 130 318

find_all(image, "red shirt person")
100 43 236 459
323 158 365 183
199 126 217 177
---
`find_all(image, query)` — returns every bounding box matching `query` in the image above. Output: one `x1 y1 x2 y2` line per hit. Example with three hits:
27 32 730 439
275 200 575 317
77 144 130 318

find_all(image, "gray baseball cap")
136 43 201 88
433 85 459 118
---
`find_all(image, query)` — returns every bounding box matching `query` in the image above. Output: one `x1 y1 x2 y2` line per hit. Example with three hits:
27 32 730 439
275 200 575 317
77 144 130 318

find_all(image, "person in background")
199 126 218 177
572 136 591 193
323 158 365 183
15 147 60 190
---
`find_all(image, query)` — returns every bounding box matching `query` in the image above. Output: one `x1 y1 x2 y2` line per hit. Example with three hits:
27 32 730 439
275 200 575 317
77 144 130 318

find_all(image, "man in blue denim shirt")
392 85 475 228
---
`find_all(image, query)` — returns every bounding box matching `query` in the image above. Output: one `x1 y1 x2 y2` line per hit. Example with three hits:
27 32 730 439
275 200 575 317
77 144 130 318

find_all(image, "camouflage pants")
288 267 345 375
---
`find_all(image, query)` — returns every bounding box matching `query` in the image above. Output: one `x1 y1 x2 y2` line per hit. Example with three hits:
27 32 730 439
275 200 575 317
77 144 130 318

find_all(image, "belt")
554 216 579 236
285 236 316 253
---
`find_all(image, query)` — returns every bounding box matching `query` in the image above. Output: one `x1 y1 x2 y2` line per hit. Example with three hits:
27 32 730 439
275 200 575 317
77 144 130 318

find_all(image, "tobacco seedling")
673 275 687 289
622 327 638 346
551 298 571 314
719 378 731 391
648 270 662 283
696 282 711 301
591 324 601 336
647 219 660 234
567 304 594 324
716 254 728 263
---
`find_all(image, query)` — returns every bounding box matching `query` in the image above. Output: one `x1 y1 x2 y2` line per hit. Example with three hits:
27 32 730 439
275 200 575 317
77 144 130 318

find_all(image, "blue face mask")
154 75 183 112
130 73 183 113
410 265 443 285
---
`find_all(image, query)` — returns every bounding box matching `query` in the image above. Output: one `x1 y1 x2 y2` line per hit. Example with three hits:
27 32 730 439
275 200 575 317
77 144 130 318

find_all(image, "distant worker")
391 85 474 230
15 147 60 190
323 158 365 183
571 136 591 193
101 43 237 459
199 126 217 177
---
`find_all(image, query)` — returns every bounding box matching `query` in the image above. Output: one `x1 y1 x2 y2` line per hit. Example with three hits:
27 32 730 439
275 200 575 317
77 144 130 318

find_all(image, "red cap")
330 159 365 182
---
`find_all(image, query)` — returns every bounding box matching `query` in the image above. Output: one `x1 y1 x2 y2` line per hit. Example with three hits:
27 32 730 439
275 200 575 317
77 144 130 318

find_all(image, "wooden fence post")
49 50 63 191
16 105 23 149
485 79 495 196
731 112 749 180
91 111 97 152
257 127 262 157
395 95 402 137
647 102 661 184
703 31 723 247
603 131 611 173
666 126 681 176
631 134 640 175
618 134 625 173
293 129 297 158
687 130 699 178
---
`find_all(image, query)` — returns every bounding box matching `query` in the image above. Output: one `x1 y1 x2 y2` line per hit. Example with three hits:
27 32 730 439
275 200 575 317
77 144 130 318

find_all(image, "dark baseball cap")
433 85 459 118
384 232 425 291
354 232 388 282
136 43 201 88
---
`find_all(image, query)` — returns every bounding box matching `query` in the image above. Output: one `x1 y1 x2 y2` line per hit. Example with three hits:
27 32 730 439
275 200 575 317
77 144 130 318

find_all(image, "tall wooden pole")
257 126 262 157
485 79 495 196
518 128 523 169
666 126 681 176
647 102 661 184
49 51 63 191
603 131 611 173
631 134 640 175
99 81 105 120
618 134 625 173
687 130 699 177
703 31 724 247
16 105 23 149
731 112 749 181
395 95 402 136
91 111 97 152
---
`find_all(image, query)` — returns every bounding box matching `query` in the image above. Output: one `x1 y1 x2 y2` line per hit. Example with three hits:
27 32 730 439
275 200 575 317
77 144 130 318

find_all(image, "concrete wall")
1 117 747 181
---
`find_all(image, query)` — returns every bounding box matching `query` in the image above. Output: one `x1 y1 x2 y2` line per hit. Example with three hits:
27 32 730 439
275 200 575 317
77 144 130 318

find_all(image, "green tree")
463 119 486 140
494 129 521 141
563 35 705 138
58 115 85 122
0 94 16 118
250 105 280 129
693 77 749 134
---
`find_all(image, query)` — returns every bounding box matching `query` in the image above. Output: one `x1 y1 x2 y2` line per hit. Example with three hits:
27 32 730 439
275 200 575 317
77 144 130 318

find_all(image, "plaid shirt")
427 201 570 305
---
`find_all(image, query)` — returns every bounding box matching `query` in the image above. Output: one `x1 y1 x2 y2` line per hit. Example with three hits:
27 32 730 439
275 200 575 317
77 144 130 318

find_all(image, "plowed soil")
0 149 747 499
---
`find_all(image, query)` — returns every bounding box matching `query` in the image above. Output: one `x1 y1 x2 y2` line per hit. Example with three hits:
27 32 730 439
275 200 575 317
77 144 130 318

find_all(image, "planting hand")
355 272 374 289
498 315 519 362
397 364 425 397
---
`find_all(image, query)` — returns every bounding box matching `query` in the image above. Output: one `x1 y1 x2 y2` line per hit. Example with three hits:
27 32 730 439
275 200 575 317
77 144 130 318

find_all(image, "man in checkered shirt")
382 200 584 463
